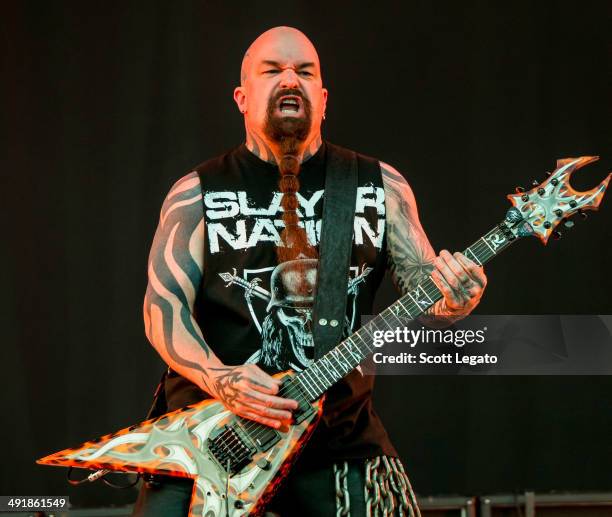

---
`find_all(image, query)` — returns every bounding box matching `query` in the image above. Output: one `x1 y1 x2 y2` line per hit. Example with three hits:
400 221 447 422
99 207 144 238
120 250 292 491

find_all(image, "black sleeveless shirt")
164 141 397 462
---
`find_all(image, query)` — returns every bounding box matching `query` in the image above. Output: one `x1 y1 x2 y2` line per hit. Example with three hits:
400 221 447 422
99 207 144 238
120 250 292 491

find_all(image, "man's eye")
299 71 313 76
264 70 279 74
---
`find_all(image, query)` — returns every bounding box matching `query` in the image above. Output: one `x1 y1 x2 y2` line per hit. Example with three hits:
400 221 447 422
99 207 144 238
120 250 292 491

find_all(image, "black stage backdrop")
2 0 611 506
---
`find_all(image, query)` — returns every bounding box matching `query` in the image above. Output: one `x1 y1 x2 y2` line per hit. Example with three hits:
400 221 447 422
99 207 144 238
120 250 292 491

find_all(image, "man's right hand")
207 364 299 429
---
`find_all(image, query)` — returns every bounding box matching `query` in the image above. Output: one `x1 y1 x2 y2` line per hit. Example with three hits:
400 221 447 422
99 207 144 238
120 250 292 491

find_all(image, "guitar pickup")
292 396 315 424
277 374 315 425
235 420 280 452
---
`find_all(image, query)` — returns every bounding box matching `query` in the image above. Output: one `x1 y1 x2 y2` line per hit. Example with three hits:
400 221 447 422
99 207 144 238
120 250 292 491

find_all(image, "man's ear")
322 87 328 116
233 86 247 114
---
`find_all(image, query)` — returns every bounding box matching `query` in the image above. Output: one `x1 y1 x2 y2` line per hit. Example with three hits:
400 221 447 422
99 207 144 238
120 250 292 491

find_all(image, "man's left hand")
430 250 487 315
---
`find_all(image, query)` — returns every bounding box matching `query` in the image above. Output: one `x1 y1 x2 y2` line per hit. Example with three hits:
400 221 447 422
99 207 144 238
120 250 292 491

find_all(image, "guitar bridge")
207 425 255 475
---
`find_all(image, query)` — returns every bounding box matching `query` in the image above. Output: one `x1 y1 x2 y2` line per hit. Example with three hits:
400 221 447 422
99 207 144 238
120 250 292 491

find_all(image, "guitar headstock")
505 156 610 244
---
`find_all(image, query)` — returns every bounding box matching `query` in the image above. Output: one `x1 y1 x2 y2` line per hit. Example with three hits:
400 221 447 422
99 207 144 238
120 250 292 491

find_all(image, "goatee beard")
263 88 313 146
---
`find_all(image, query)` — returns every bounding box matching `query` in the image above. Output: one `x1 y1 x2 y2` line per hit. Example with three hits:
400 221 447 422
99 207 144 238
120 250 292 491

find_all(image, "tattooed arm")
144 172 297 428
381 162 487 328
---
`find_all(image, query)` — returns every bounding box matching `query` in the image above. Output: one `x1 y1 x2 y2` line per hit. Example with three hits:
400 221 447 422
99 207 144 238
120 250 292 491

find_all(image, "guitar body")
38 371 323 517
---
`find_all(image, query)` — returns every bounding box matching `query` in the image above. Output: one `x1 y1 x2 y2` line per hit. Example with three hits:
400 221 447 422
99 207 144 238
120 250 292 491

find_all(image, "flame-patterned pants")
131 456 420 516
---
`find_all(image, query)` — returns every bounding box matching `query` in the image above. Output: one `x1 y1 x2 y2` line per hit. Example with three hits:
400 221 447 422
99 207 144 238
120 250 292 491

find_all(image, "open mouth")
277 95 302 115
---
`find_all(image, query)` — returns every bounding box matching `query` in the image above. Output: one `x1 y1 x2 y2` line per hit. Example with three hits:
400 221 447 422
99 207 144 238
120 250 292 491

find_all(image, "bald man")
132 26 486 516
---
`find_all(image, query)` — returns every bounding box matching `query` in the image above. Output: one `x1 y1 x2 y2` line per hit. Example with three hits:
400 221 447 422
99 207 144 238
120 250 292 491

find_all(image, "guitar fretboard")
291 221 516 401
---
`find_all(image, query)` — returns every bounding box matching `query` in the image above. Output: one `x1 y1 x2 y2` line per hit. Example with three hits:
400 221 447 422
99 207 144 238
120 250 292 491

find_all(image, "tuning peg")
569 200 577 208
537 187 545 196
515 186 525 193
532 179 539 186
552 230 562 240
564 220 575 229
578 209 588 219
554 209 563 217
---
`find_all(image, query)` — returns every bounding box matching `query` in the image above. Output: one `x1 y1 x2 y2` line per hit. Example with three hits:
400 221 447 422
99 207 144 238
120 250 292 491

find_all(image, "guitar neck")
293 219 518 401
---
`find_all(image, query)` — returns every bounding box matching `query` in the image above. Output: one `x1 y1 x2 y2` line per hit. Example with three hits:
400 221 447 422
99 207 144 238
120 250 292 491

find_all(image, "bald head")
233 26 328 158
240 27 321 85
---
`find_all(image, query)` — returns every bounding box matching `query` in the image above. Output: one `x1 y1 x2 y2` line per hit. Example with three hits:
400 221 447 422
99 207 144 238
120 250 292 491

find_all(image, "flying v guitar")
38 157 610 516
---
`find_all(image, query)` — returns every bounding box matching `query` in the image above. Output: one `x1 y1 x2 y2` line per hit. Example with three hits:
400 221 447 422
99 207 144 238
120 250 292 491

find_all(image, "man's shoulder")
162 171 202 211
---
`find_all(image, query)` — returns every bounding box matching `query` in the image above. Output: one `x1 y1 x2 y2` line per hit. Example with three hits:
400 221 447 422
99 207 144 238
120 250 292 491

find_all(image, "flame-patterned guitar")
38 157 610 516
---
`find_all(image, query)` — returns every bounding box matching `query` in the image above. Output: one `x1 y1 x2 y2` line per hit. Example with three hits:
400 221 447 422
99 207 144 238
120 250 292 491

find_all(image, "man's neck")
245 129 322 165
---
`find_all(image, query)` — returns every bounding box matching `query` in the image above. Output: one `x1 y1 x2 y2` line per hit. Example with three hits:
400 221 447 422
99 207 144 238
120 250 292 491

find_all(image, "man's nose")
279 68 299 89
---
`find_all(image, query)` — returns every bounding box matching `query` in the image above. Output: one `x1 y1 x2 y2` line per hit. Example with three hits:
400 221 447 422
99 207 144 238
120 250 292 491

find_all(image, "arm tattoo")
381 162 436 294
144 171 215 387
381 162 462 324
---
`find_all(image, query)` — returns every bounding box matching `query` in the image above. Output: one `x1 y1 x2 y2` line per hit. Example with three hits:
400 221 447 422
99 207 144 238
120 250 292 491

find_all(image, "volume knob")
257 459 271 470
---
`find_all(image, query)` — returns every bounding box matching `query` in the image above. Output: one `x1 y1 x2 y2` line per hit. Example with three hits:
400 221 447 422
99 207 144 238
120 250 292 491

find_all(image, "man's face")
234 29 328 143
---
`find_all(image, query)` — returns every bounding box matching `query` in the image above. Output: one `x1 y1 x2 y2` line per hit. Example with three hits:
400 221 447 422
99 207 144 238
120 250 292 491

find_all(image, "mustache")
269 88 309 106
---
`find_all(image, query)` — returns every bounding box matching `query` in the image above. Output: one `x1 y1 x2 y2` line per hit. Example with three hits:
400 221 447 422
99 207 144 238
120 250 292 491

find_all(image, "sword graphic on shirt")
219 263 373 372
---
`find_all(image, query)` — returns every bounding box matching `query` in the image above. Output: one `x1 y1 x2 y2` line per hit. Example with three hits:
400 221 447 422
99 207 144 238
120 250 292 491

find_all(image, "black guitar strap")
312 142 359 359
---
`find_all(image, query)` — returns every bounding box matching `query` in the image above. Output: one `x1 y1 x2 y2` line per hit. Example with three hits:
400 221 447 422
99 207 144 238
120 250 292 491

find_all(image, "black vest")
165 141 397 461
